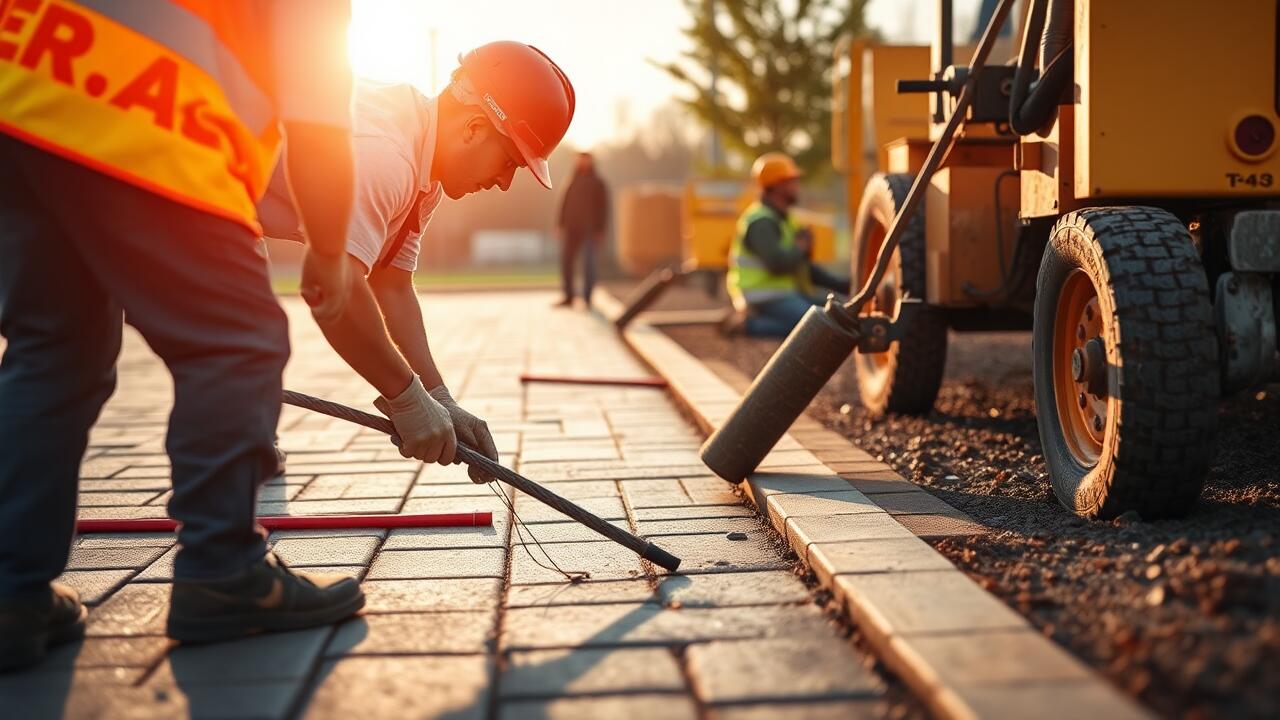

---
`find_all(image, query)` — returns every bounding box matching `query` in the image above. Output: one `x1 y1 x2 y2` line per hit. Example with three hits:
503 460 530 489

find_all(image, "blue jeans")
0 136 287 595
744 293 824 337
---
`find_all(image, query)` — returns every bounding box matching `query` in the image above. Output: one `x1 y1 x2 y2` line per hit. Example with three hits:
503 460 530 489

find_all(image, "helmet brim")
510 132 552 189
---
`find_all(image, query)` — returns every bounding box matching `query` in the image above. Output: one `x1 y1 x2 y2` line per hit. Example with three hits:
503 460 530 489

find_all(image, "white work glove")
428 385 499 483
374 376 457 464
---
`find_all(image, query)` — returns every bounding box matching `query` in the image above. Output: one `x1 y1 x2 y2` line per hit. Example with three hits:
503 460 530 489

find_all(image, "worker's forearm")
314 261 415 398
283 121 353 257
372 278 446 389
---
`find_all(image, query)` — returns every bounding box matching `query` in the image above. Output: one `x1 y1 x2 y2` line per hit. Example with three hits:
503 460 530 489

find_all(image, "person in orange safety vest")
0 0 366 670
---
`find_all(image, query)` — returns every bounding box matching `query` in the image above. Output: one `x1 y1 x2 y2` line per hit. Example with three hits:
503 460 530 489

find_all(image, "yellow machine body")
1074 0 1280 201
681 180 836 272
832 40 932 215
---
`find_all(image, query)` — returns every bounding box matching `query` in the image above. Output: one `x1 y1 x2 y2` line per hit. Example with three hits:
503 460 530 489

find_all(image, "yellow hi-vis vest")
0 0 282 233
726 202 813 311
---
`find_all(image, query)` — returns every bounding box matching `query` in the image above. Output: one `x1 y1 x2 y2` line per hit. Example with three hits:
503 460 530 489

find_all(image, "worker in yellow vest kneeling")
726 153 849 337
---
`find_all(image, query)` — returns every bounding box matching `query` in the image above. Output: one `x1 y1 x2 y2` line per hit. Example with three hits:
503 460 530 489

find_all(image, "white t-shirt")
257 80 444 273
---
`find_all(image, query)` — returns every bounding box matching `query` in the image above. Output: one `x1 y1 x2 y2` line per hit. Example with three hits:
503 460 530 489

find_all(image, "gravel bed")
661 315 1280 720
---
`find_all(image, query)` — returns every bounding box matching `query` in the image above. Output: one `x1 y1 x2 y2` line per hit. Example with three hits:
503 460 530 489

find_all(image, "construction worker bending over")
726 153 850 337
258 42 575 479
0 0 362 668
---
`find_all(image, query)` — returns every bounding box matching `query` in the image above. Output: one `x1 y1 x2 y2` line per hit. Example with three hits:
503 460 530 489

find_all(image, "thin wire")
488 483 589 583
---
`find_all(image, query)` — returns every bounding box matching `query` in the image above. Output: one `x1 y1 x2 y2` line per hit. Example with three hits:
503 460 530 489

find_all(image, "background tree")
657 0 874 176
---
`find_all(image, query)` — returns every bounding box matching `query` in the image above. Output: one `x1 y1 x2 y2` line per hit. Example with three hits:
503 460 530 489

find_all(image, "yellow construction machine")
702 0 1280 520
615 179 837 328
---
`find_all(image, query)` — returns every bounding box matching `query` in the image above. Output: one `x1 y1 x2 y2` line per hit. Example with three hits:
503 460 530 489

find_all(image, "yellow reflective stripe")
0 0 278 229
75 0 272 133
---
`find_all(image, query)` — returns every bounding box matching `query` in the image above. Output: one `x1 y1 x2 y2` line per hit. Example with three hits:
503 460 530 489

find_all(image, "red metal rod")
519 373 669 389
76 511 492 534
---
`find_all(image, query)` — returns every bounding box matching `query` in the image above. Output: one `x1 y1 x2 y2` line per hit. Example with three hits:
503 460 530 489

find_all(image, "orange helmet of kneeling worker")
449 41 576 190
751 152 803 189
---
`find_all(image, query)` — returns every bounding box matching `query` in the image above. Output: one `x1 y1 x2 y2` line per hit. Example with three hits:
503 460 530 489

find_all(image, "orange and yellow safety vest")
0 0 282 232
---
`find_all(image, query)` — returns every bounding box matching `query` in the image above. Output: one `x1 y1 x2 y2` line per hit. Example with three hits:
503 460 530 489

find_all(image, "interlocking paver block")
656 571 809 608
499 694 697 720
362 578 501 613
888 628 1092 690
510 541 644 585
326 611 493 656
636 515 762 537
510 519 630 544
256 497 402 516
271 536 380 567
501 604 835 650
86 582 170 636
785 514 916 557
893 513 989 538
512 495 627 524
651 533 788 575
943 680 1150 720
836 570 1027 645
382 520 510 550
42 636 170 669
765 490 881 527
500 648 685 698
156 628 329 683
810 537 956 584
295 472 414 500
506 580 660 608
76 491 163 507
65 546 168 571
632 504 754 522
873 490 972 517
367 548 506 580
687 637 881 704
304 656 490 720
711 700 883 720
57 569 134 605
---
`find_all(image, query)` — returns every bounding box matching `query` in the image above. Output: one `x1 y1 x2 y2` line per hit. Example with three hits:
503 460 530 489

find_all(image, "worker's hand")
373 375 457 464
301 248 353 324
795 227 815 258
428 385 499 483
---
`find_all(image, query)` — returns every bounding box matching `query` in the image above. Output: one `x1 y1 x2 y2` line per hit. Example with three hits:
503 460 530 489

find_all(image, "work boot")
167 552 364 644
552 297 573 308
0 581 88 673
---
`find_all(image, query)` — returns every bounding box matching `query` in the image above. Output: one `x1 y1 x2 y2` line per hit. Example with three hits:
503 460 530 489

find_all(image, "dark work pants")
743 265 851 338
0 135 288 596
559 231 598 304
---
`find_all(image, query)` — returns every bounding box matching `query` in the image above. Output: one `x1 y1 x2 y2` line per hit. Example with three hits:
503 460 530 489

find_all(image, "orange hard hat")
751 152 802 189
449 41 576 189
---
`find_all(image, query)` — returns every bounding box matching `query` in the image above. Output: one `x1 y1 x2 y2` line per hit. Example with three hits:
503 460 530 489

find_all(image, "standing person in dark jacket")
555 152 610 309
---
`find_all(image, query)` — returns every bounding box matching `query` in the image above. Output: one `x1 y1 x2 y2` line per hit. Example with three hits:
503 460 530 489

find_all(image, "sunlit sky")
347 0 976 149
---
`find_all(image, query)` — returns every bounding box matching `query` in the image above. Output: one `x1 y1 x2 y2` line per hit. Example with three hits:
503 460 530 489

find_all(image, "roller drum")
700 301 859 482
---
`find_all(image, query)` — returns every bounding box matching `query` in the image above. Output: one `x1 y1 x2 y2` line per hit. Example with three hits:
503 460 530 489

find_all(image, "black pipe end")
642 542 682 572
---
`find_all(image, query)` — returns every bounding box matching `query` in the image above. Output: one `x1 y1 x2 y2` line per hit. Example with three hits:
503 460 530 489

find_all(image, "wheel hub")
1053 271 1109 466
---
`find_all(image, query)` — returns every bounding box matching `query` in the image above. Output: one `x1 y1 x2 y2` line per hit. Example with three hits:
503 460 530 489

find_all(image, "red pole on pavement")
76 511 492 534
519 373 669 389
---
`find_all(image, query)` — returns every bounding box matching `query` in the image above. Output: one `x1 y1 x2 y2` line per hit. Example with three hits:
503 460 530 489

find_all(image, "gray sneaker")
0 581 87 673
167 552 363 644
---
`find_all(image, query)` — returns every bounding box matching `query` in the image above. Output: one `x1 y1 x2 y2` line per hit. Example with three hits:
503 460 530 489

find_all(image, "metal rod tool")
282 390 682 572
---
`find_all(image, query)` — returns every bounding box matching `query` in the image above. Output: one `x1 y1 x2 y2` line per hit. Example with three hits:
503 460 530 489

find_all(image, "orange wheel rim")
1053 270 1107 466
857 214 900 372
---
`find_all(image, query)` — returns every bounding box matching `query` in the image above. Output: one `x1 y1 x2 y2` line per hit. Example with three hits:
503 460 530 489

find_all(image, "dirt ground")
622 280 1280 720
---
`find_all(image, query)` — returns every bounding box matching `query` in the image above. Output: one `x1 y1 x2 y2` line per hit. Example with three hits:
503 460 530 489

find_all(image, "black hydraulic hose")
1009 0 1073 136
281 390 682 572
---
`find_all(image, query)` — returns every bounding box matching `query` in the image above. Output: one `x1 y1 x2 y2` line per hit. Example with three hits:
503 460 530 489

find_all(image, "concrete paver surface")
0 292 891 719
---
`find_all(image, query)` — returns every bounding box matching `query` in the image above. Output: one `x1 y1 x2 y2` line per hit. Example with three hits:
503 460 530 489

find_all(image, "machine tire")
850 172 948 417
1033 206 1219 519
